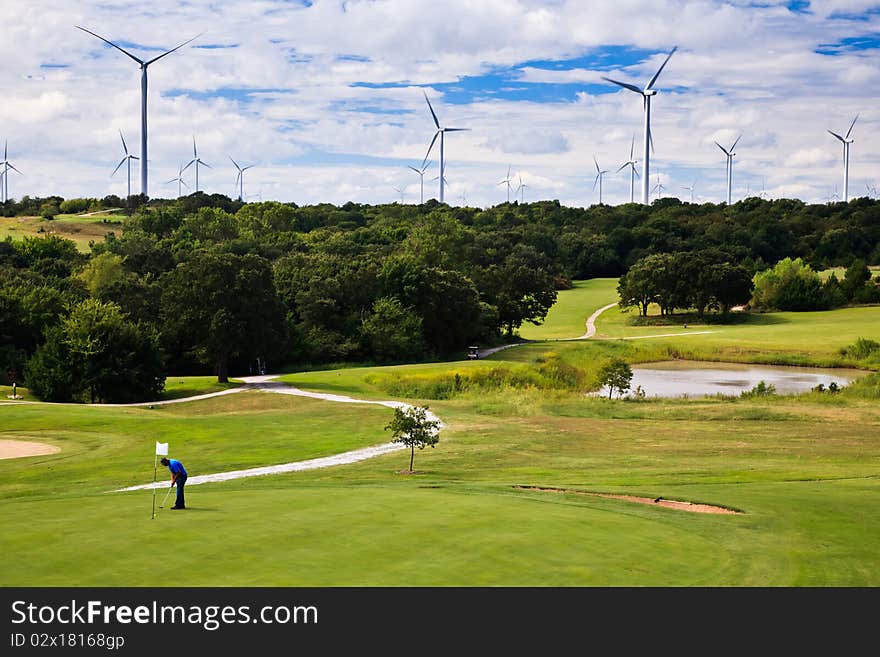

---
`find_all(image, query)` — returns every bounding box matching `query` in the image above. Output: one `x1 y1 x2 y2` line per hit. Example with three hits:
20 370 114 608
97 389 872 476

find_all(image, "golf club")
159 483 175 508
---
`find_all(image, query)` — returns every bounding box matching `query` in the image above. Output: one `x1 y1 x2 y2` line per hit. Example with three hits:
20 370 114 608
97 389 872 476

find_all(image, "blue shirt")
167 459 187 477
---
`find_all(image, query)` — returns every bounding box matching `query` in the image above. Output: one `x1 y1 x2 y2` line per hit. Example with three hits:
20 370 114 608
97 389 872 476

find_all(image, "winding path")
114 375 441 492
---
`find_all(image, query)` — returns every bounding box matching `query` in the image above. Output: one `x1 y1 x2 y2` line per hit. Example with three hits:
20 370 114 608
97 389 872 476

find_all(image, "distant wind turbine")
407 161 430 204
422 91 470 204
651 175 665 200
112 130 139 201
828 113 858 202
616 135 640 203
75 26 200 198
593 156 609 205
602 45 678 205
164 163 189 198
715 134 741 205
498 164 513 203
0 141 22 203
393 185 406 203
681 180 697 203
182 137 211 193
827 185 840 204
229 156 254 201
515 173 528 203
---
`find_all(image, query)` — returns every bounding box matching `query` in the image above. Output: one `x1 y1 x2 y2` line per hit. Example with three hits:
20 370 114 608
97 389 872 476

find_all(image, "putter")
159 484 175 508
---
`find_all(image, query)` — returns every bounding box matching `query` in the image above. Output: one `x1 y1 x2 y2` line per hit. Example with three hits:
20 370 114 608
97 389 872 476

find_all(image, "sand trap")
0 439 60 460
515 485 742 515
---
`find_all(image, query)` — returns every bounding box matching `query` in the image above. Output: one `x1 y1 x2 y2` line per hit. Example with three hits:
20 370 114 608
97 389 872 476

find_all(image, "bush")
839 338 880 360
741 380 776 398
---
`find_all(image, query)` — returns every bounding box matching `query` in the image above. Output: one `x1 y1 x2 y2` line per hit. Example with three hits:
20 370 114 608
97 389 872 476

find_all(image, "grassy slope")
518 278 619 340
0 214 121 253
160 375 244 400
3 280 880 586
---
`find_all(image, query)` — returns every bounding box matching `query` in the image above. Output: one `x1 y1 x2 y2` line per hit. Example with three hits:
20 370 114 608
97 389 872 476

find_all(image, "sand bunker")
0 439 60 460
515 485 742 515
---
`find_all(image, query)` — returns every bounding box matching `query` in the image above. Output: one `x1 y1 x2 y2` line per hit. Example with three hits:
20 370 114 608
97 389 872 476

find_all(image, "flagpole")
151 452 158 520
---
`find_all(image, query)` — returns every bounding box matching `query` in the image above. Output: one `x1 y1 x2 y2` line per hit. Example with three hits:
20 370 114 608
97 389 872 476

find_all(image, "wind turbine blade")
75 26 144 64
182 159 195 172
601 76 643 94
443 128 470 132
119 130 128 155
192 136 198 158
634 167 640 179
408 166 421 174
730 134 742 152
201 161 213 169
144 32 202 66
7 164 22 175
594 156 600 173
827 129 845 142
648 125 654 153
630 134 635 160
616 163 628 173
845 113 859 139
715 141 729 155
646 45 678 90
164 178 177 184
423 130 440 165
180 179 189 188
593 175 599 191
112 158 127 176
242 165 254 171
130 155 140 160
423 91 440 129
507 164 511 178
229 155 240 170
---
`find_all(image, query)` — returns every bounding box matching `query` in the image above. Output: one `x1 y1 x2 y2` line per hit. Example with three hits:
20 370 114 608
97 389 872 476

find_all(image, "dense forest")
2 193 879 402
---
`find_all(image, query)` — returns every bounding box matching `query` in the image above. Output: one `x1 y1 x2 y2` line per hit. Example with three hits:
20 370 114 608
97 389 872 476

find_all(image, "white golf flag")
155 441 169 456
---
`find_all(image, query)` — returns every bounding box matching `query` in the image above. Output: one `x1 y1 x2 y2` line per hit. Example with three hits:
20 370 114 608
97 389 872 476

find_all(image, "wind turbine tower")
229 156 254 201
0 141 23 203
422 91 470 204
112 130 139 201
593 156 609 205
165 164 188 198
407 161 430 204
715 134 741 205
828 114 858 202
183 137 211 193
76 26 200 198
616 135 640 203
498 164 513 203
602 46 677 205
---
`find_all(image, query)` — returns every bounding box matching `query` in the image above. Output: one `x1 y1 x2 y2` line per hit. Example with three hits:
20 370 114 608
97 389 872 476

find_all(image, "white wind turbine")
182 137 211 193
229 156 254 201
422 91 470 204
0 141 23 203
498 164 513 203
593 156 609 205
515 173 528 203
393 185 406 203
407 161 430 204
164 163 189 198
651 175 665 200
616 135 640 203
828 113 858 202
681 179 697 203
111 130 139 201
602 46 678 205
75 26 200 198
715 134 741 205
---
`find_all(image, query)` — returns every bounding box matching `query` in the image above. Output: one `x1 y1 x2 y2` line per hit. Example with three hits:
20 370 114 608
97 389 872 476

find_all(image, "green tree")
384 405 441 473
842 259 871 300
751 257 828 311
598 357 633 399
160 252 288 382
361 296 424 362
77 252 127 297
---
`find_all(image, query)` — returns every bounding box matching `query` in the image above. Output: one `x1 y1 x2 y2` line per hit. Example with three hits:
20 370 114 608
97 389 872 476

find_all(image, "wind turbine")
229 156 254 201
602 46 678 205
681 180 697 203
407 161 430 204
515 173 528 203
616 135 640 203
593 156 609 205
422 91 470 204
164 163 189 198
182 137 211 193
828 113 858 202
651 175 665 200
75 26 200 198
827 185 840 204
715 134 741 205
0 141 23 203
393 185 406 203
498 164 513 203
112 130 139 201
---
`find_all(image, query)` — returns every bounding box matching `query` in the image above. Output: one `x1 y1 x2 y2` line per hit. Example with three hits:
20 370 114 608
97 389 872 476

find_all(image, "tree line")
2 194 879 402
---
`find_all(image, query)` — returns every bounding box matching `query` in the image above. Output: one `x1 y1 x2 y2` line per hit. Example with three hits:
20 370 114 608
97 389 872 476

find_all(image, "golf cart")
467 346 480 360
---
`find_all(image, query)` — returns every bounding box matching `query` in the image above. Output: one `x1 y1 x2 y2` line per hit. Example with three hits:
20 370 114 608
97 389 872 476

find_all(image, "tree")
842 258 871 300
598 357 633 399
384 405 441 473
160 252 288 382
361 296 424 362
751 257 828 311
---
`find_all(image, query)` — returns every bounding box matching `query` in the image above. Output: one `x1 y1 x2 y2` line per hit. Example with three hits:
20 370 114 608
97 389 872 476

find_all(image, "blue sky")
2 0 879 206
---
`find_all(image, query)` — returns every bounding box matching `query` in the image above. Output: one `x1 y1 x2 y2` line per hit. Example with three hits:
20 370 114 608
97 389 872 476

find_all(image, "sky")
1 0 879 208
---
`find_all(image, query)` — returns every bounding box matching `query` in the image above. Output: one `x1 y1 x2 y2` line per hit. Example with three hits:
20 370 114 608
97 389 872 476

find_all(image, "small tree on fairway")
385 405 440 472
598 357 633 399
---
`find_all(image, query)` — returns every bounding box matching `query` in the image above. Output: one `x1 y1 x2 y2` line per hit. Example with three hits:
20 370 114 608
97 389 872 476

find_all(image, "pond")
601 360 866 399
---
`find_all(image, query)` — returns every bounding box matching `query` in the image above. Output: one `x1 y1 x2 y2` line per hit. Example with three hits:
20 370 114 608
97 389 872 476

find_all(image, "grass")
518 279 619 340
160 375 244 400
4 279 880 586
0 214 122 252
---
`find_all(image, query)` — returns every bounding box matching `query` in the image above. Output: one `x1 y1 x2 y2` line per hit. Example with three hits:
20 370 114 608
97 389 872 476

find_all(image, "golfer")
160 457 188 510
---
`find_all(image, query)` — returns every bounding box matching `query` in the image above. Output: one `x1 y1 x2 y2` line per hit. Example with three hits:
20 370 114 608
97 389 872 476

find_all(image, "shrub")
741 381 776 398
839 338 880 360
